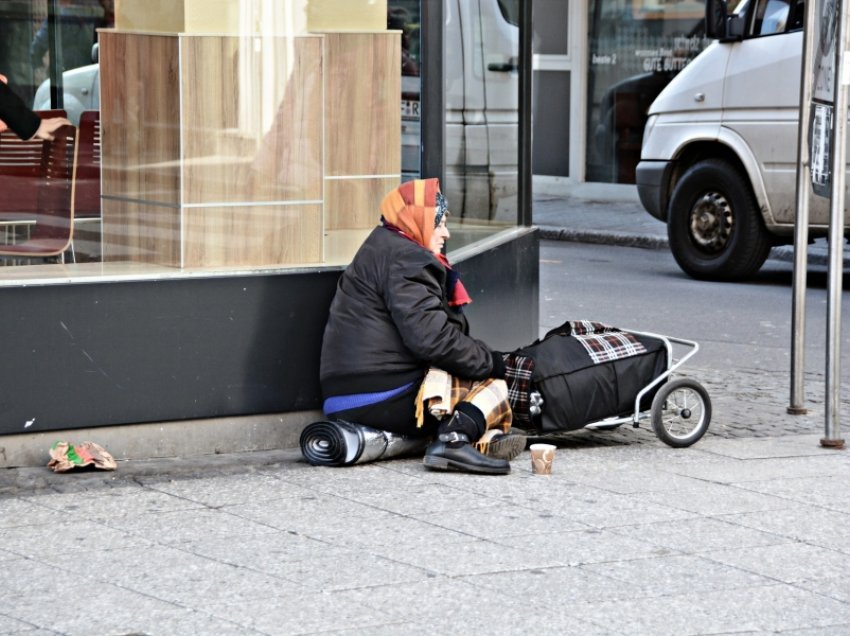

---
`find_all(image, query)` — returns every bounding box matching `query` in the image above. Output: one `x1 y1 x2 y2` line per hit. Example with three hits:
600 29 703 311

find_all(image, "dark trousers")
326 384 439 438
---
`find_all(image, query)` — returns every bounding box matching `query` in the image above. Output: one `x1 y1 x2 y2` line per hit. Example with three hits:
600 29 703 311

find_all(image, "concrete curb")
538 225 843 267
537 226 668 250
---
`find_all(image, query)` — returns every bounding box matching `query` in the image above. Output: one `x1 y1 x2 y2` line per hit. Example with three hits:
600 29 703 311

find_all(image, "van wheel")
667 159 771 280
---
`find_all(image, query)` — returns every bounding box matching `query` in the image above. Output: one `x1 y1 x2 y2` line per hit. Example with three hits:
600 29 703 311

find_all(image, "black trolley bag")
516 321 669 434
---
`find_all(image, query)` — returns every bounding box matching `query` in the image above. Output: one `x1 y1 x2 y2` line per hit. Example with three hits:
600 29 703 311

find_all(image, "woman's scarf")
379 179 471 308
435 252 472 307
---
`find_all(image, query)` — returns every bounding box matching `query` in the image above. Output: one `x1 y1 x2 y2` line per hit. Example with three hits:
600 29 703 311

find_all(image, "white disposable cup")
530 443 556 475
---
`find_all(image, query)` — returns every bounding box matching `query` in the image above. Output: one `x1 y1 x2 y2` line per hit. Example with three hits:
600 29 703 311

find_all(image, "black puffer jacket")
320 226 504 398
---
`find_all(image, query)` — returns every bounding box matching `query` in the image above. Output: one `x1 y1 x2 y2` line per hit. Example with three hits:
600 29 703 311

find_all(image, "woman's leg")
423 377 523 474
327 385 438 438
437 377 513 438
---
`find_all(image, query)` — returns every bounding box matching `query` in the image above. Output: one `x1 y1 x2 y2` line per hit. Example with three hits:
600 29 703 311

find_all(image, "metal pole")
823 0 849 448
47 0 63 109
789 0 818 415
518 0 533 227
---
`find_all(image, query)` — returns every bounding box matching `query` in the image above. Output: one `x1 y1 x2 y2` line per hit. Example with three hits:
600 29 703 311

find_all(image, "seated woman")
319 178 525 474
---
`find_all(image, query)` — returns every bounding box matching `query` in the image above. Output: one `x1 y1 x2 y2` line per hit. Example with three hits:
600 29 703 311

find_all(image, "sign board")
810 0 839 197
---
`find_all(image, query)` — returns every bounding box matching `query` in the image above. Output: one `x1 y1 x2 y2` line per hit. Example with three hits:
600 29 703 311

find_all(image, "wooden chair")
0 122 78 262
0 110 67 220
75 110 101 222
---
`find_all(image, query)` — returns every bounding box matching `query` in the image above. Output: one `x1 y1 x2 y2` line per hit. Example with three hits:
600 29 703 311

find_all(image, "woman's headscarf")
379 178 442 250
379 178 471 308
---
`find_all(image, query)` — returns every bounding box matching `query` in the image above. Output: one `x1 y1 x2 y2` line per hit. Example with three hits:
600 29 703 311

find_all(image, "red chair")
75 110 100 221
0 123 78 262
0 110 67 219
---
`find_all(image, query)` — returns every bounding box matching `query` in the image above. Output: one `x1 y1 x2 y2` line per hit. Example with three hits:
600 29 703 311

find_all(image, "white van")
635 0 838 280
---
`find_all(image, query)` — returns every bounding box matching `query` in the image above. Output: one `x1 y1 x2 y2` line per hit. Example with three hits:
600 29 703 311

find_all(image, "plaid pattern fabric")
503 353 535 425
567 320 607 336
416 368 453 422
566 320 647 364
415 368 512 433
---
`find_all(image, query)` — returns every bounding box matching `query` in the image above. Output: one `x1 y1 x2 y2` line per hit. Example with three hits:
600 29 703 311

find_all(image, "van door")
721 0 804 225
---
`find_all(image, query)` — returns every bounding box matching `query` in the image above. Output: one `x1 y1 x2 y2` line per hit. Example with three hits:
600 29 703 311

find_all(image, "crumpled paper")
48 441 117 473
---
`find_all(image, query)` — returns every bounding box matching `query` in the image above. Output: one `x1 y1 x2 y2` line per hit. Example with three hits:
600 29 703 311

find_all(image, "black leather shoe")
423 440 511 475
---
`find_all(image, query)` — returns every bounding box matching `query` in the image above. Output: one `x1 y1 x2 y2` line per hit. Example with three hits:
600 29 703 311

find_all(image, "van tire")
667 159 771 281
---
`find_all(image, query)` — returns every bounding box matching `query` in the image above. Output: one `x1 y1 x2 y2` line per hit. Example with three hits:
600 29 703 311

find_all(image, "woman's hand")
31 116 72 141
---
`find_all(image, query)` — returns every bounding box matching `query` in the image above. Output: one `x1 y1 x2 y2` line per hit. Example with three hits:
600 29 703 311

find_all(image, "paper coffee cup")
530 443 556 475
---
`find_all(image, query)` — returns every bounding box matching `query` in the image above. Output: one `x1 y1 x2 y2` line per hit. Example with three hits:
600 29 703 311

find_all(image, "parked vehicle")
32 44 99 126
636 0 840 280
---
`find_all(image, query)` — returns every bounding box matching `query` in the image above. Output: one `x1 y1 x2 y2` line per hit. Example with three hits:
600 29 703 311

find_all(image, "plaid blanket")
567 320 647 364
503 353 535 425
415 368 512 433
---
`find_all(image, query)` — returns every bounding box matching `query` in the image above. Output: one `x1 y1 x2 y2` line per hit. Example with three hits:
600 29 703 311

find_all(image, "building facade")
0 0 538 465
0 0 715 464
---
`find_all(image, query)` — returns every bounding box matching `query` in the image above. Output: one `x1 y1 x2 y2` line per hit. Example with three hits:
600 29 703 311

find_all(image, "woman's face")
429 215 450 255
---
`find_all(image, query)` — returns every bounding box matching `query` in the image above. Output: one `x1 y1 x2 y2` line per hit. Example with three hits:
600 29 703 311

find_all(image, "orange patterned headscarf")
379 178 441 250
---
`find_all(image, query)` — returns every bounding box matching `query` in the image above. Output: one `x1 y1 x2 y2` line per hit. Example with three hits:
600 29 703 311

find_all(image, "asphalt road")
540 239 850 375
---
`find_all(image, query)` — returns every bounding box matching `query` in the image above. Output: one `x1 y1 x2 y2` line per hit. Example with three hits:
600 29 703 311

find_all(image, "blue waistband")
323 381 417 415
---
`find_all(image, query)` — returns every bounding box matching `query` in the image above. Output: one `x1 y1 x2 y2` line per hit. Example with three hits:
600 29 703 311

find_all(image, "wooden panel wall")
179 35 323 267
325 176 399 230
323 32 400 232
180 35 323 205
100 31 181 264
99 30 400 267
182 204 322 267
101 199 181 266
99 31 181 205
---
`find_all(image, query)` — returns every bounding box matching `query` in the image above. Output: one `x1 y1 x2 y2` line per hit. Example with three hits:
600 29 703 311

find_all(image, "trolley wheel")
650 378 712 448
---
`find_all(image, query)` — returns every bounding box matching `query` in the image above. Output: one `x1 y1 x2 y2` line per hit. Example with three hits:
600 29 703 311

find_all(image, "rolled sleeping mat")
300 420 430 467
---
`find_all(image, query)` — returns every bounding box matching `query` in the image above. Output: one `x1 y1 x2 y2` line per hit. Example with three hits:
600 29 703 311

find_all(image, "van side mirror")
705 0 744 42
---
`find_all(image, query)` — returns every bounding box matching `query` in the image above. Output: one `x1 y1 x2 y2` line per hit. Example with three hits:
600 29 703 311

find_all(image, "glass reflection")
444 0 519 241
0 0 523 281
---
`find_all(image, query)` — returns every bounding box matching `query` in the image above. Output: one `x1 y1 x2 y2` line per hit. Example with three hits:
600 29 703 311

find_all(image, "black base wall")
0 230 538 435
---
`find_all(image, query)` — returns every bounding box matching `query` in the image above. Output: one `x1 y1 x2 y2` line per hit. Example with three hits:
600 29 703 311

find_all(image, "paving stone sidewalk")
1 431 849 636
0 191 848 635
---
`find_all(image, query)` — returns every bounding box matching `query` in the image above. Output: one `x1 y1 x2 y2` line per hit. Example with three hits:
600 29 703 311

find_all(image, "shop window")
0 0 523 283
